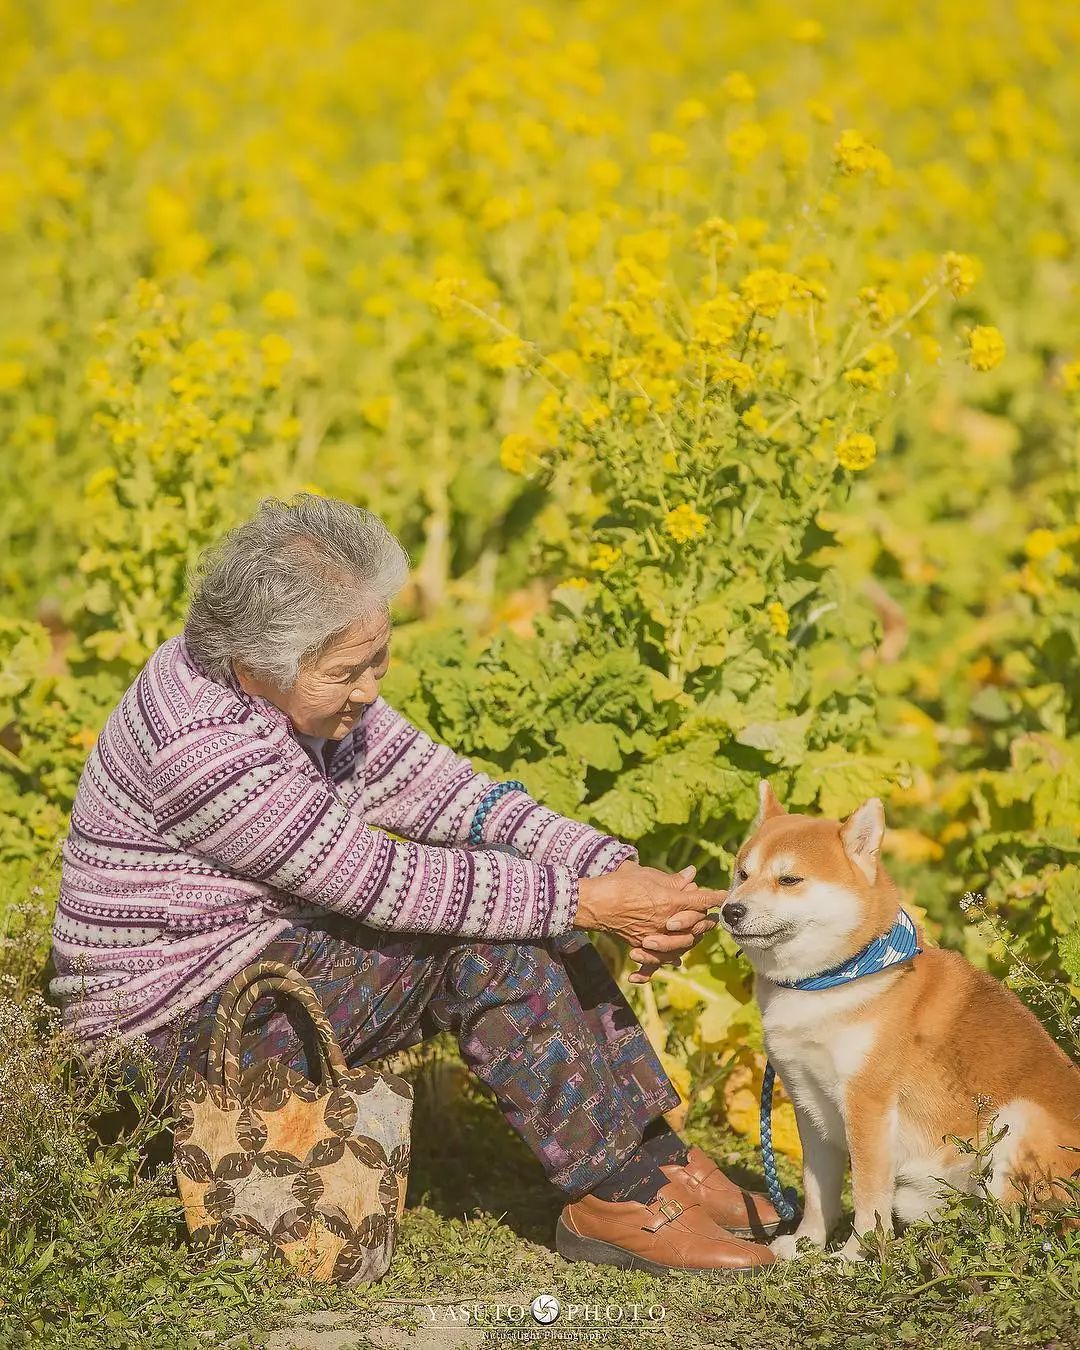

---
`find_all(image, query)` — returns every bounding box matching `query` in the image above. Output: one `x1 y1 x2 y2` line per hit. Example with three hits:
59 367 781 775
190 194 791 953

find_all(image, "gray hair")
185 494 410 688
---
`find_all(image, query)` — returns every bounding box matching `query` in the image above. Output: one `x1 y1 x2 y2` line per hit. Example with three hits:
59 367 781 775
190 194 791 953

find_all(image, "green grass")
2 1027 1078 1350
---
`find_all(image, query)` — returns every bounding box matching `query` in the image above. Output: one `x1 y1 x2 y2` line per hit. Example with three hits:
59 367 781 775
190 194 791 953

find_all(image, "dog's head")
720 781 898 982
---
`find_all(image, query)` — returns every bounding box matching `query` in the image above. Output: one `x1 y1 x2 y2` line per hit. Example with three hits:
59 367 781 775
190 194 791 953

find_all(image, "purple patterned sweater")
49 635 635 1051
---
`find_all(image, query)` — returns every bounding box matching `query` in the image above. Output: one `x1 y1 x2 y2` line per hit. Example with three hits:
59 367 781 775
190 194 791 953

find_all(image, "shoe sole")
729 1221 784 1241
555 1217 764 1278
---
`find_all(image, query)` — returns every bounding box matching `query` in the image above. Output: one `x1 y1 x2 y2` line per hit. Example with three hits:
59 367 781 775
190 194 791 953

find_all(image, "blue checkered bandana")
775 907 922 991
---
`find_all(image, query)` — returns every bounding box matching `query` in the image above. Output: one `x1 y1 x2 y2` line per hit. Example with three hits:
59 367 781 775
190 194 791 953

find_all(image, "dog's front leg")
770 1104 846 1260
836 1093 897 1261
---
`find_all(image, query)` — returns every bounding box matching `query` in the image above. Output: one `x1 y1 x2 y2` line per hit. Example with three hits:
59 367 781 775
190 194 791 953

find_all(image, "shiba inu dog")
721 781 1080 1260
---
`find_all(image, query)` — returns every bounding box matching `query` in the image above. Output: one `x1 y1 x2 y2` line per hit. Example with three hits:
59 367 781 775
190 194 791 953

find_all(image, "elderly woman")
50 494 778 1275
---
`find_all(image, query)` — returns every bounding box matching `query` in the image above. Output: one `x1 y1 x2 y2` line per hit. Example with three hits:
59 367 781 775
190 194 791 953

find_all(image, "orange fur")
723 782 1080 1259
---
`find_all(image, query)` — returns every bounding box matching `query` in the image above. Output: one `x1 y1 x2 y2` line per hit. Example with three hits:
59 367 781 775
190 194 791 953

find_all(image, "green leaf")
474 714 514 753
969 686 1013 723
685 598 729 641
659 965 746 1047
511 754 584 817
736 713 812 768
645 668 683 702
25 1239 56 1284
590 779 657 837
1046 865 1080 937
1056 930 1080 984
555 721 624 771
790 744 901 816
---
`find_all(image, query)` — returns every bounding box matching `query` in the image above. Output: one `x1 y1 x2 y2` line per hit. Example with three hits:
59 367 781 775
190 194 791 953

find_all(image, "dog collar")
772 907 921 991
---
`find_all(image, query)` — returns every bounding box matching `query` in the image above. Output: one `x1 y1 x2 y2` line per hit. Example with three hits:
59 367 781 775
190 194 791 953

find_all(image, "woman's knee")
442 938 560 1006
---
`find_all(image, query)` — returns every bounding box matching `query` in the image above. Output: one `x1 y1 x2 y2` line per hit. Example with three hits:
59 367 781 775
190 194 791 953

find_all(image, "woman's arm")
352 697 636 878
149 716 577 940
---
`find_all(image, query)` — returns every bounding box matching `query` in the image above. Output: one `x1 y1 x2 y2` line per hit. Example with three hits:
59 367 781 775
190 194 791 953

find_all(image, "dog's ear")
753 780 786 830
840 798 885 883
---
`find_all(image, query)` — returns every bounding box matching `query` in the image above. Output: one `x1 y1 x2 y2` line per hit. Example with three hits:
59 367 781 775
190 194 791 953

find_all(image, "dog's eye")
735 867 748 883
778 875 803 887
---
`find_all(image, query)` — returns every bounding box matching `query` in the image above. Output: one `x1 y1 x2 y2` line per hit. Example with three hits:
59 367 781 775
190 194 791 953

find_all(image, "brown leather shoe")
556 1181 774 1277
660 1146 784 1240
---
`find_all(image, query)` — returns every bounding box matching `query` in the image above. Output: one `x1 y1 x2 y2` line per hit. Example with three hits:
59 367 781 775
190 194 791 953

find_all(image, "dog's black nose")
722 901 747 928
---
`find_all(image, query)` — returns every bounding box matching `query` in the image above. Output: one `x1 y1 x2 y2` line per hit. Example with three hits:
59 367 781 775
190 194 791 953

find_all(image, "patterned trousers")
146 913 679 1199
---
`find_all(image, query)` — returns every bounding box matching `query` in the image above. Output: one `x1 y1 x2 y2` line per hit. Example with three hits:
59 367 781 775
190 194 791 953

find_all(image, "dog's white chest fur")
757 976 891 1140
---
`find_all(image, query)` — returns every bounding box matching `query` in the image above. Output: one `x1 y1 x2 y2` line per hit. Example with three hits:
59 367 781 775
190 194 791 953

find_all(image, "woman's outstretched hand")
574 860 722 983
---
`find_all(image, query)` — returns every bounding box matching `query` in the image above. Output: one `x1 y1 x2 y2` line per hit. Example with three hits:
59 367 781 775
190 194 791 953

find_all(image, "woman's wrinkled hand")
574 861 722 982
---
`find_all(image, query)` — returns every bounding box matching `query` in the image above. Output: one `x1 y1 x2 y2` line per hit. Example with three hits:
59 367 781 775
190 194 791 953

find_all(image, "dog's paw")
769 1232 821 1261
828 1236 867 1265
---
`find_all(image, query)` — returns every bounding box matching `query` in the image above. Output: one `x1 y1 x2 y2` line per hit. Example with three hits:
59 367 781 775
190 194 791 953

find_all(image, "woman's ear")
840 798 886 883
753 779 786 830
232 662 260 698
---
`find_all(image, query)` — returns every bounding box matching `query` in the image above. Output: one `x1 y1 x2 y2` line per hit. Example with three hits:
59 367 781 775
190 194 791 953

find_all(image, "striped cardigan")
49 635 635 1050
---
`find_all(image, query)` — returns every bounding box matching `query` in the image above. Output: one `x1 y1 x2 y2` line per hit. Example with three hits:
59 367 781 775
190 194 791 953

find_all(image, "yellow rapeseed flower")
589 543 622 571
0 359 27 391
618 229 670 268
845 341 899 389
836 432 878 471
726 121 768 168
499 433 541 475
362 293 395 319
692 294 748 348
578 398 610 429
1024 528 1057 561
833 129 892 182
741 404 769 434
692 217 738 258
736 216 769 245
791 19 825 44
566 212 604 259
942 252 977 298
1059 358 1080 392
477 336 526 371
676 98 709 127
429 276 468 318
966 325 1006 371
722 71 756 103
359 395 392 430
647 131 688 164
740 268 792 318
716 357 755 391
259 333 293 365
664 503 708 542
260 289 299 320
587 158 622 190
85 466 118 496
767 601 791 637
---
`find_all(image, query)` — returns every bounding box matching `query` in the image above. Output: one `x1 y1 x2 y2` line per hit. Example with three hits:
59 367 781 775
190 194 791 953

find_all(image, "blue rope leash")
468 779 526 847
759 1061 799 1223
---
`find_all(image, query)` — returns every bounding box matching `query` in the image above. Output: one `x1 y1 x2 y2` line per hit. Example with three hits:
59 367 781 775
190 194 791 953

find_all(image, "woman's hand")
574 861 722 981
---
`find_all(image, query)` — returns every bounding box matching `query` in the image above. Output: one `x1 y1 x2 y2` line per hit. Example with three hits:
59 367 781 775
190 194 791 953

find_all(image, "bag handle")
206 959 348 1095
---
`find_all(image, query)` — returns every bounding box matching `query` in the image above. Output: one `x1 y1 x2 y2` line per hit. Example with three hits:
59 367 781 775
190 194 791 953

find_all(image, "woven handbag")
173 959 413 1284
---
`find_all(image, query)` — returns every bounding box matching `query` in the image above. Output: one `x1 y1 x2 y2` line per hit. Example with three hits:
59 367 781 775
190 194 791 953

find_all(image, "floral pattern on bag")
173 960 412 1284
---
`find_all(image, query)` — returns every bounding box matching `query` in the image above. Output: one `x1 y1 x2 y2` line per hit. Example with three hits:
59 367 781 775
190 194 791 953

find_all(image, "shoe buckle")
657 1196 684 1223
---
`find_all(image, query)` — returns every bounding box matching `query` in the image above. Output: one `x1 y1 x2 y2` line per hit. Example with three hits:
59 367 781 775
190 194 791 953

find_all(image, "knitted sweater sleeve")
148 717 577 940
355 697 637 878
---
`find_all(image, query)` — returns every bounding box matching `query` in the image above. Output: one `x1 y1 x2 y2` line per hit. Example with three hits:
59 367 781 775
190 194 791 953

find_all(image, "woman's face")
236 610 391 740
